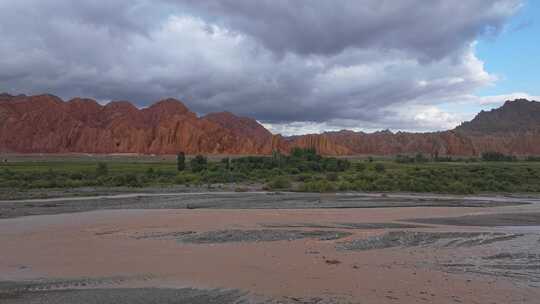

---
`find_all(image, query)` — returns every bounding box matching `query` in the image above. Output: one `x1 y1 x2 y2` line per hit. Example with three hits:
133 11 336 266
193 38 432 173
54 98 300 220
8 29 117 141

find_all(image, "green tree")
221 157 230 170
337 159 351 171
290 147 319 160
176 152 186 171
481 151 515 162
322 157 339 171
190 155 208 173
272 150 284 168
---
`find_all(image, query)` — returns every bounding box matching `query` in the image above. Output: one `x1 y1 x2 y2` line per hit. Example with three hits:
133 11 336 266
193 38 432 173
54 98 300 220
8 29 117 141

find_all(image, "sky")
0 0 538 135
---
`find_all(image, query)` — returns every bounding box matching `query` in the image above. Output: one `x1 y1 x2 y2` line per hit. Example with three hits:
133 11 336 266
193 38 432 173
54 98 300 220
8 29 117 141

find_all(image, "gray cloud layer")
0 0 523 133
178 0 516 59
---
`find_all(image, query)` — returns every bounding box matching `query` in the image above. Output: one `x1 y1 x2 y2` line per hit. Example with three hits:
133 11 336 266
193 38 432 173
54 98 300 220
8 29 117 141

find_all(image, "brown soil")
1 194 539 303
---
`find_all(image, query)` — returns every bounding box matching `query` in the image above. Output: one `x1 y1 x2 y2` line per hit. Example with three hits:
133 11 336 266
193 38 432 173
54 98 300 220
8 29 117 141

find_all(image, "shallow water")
2 193 540 303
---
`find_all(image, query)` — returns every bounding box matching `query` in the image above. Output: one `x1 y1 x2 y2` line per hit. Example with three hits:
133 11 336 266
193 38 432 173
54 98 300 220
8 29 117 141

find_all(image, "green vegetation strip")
1 149 540 194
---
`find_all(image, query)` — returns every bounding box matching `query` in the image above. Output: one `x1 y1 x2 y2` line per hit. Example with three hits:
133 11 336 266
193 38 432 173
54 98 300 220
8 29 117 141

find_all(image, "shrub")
337 159 351 171
202 170 230 183
342 173 356 183
231 156 276 170
434 156 453 162
414 153 429 163
304 161 321 172
290 147 319 161
230 172 248 182
111 173 142 187
326 172 339 181
295 173 313 182
44 168 58 179
481 152 515 162
374 163 385 173
174 174 186 185
301 180 336 193
145 167 156 178
353 180 369 191
96 162 109 176
396 153 429 163
175 172 200 184
69 172 84 180
355 163 366 172
338 181 353 191
267 176 291 190
125 174 142 187
395 154 414 163
30 179 51 188
221 157 230 170
1 168 14 177
322 157 339 171
190 155 208 172
287 167 301 175
446 181 474 194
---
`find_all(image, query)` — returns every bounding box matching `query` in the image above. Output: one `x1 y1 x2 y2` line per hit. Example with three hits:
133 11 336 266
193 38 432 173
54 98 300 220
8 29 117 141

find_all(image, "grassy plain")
1 151 540 195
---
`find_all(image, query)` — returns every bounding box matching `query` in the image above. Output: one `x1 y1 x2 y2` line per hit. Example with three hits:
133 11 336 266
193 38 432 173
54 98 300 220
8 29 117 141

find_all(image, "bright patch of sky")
477 0 539 97
428 0 540 133
476 0 539 101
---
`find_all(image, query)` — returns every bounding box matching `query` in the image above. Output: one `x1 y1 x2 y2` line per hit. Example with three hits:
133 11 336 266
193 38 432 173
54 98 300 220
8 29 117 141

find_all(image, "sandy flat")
1 194 539 303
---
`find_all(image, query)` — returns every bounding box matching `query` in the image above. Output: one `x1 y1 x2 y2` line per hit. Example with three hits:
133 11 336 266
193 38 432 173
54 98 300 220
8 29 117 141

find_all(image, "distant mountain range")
1 93 539 156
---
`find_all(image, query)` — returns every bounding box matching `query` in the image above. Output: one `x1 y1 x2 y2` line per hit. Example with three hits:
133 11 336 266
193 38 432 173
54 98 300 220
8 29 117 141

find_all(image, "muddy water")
3 191 540 204
1 197 540 303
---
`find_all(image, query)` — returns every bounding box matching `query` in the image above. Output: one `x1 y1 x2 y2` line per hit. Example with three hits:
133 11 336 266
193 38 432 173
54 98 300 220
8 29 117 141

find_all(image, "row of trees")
177 149 538 174
175 148 351 174
481 152 516 162
176 152 208 173
395 152 537 163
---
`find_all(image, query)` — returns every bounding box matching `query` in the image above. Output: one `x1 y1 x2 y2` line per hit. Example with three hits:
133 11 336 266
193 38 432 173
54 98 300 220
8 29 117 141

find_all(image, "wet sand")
410 211 540 226
1 193 539 303
1 191 536 219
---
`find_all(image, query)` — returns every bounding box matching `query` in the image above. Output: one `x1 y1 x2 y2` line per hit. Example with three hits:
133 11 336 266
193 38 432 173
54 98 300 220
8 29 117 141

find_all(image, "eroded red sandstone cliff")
1 93 539 156
0 94 277 154
285 99 540 156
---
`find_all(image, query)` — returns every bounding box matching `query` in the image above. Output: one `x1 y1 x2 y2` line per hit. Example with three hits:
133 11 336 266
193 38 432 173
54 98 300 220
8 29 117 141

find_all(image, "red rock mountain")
285 99 540 156
1 93 539 156
0 94 277 154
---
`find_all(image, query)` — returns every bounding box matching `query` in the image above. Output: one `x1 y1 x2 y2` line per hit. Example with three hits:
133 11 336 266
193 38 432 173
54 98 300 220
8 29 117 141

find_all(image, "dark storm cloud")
0 0 522 133
176 0 519 59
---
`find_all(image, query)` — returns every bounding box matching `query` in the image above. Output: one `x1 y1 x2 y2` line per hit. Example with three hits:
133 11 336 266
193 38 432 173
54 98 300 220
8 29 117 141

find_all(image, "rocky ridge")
1 93 539 156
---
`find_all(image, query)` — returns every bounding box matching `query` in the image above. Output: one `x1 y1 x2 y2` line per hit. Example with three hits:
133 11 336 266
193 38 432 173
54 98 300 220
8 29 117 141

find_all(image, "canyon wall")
1 93 539 156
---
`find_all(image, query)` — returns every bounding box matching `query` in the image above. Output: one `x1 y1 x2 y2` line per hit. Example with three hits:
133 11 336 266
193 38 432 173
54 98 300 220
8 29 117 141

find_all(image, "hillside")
1 94 539 156
456 99 540 134
0 94 278 154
